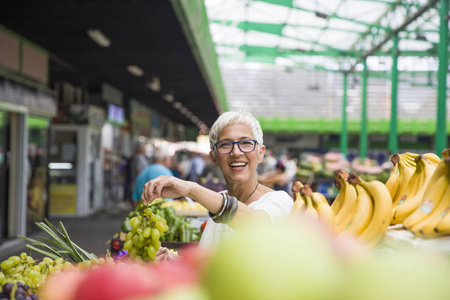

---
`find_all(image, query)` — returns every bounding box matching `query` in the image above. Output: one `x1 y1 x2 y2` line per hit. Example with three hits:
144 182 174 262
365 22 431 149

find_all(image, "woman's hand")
141 175 193 205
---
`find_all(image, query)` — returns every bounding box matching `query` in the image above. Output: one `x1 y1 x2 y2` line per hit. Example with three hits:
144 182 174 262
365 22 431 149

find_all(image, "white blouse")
199 191 294 249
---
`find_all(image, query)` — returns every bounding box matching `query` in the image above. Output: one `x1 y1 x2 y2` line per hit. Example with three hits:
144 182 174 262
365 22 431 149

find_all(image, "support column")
389 34 399 155
435 0 448 154
340 72 348 159
360 58 368 160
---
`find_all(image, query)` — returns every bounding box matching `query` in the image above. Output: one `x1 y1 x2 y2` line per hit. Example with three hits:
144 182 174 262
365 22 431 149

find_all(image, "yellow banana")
399 153 417 168
434 198 450 236
410 183 450 238
289 181 305 216
313 192 330 205
391 155 438 224
335 200 357 232
390 154 416 206
345 174 374 236
311 192 335 228
357 179 393 247
331 170 349 215
331 191 343 215
300 184 319 220
333 170 357 229
385 162 400 199
422 152 442 164
403 157 450 229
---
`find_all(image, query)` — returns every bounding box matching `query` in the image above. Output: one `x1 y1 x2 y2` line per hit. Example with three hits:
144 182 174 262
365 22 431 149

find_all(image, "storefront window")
26 116 50 234
0 111 9 244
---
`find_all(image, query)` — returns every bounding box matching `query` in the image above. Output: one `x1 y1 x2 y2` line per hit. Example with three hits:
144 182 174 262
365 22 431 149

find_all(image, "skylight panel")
249 1 291 23
399 39 434 52
337 0 388 24
317 31 361 50
326 17 370 33
294 0 341 14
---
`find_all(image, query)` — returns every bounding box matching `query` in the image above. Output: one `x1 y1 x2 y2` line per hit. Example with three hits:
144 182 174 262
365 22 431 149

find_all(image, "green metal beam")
341 73 348 158
348 0 440 72
389 34 399 154
218 43 441 61
435 0 448 154
171 0 229 113
360 58 369 159
257 117 443 135
255 0 392 32
214 21 352 55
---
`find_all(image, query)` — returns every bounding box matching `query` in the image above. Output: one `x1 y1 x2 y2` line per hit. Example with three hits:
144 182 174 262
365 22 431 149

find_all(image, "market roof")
203 0 448 135
205 0 445 71
0 0 226 128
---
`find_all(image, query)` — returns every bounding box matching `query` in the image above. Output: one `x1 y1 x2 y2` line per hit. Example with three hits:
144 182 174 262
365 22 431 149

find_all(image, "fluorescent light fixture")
49 162 73 170
173 101 183 109
87 29 111 47
147 76 161 91
127 65 144 77
163 92 175 102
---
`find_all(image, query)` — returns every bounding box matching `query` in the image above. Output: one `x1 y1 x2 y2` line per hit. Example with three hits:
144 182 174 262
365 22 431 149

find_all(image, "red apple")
39 269 88 300
74 263 160 300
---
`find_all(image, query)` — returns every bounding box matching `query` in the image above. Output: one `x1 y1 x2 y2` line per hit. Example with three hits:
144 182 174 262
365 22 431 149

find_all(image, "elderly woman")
141 110 293 248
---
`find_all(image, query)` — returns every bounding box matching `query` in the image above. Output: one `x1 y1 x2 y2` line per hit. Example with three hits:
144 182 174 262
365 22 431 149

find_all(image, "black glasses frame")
214 139 258 154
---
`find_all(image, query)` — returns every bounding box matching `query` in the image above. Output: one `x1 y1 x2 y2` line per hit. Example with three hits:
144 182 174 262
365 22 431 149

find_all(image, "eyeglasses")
214 139 258 154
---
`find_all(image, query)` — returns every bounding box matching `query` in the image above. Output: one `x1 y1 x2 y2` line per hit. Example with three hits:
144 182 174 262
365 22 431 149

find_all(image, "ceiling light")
49 162 73 170
173 101 183 109
315 11 328 19
127 65 144 77
416 34 427 41
87 29 111 47
163 91 174 102
147 76 161 92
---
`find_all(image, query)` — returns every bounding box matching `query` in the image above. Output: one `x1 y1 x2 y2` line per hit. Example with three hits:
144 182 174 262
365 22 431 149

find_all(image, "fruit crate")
110 232 199 255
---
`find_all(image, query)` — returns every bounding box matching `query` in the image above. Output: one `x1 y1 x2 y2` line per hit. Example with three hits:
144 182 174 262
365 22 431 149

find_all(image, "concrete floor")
0 204 130 262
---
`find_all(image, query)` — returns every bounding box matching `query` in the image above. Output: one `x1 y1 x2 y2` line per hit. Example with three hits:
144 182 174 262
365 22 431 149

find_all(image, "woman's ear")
209 151 218 166
257 145 266 164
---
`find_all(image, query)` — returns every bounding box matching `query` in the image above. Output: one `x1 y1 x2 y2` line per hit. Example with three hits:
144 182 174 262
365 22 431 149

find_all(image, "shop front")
49 105 105 217
0 77 57 246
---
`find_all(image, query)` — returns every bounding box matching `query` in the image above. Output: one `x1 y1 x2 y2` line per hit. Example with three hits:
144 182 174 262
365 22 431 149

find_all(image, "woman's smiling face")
211 122 265 183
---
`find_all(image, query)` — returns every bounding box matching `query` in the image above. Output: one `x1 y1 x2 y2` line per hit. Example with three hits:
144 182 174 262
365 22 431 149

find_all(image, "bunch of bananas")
401 150 450 238
332 170 392 247
289 181 335 229
390 153 439 225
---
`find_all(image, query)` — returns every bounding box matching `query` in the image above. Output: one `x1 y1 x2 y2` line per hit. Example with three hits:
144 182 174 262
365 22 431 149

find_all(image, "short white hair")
154 146 170 160
209 109 263 152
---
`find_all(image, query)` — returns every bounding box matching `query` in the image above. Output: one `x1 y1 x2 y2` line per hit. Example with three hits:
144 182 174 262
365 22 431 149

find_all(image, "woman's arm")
141 176 271 228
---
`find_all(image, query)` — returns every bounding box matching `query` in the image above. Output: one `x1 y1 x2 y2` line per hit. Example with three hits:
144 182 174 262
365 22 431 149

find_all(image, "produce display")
122 202 169 262
290 149 450 247
389 150 450 237
161 198 207 213
119 198 202 244
2 150 450 299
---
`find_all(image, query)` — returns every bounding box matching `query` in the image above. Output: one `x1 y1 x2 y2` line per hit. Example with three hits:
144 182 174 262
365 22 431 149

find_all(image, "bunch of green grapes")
123 205 169 262
0 253 72 293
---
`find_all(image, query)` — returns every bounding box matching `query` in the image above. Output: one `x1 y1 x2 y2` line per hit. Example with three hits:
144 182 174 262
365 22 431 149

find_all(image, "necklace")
244 182 259 203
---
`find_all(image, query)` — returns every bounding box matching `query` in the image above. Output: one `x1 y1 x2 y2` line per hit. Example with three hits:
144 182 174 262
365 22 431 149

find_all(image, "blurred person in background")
258 159 292 194
140 109 293 248
188 152 206 183
177 151 192 180
129 144 149 204
131 147 173 210
258 148 277 175
282 153 298 181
